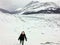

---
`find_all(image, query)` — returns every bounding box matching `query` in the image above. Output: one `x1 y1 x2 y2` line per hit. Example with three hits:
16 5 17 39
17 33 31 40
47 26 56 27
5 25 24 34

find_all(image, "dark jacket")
18 34 27 41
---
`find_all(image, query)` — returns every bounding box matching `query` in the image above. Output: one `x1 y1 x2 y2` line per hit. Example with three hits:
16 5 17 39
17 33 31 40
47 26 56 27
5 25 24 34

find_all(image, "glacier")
0 11 60 45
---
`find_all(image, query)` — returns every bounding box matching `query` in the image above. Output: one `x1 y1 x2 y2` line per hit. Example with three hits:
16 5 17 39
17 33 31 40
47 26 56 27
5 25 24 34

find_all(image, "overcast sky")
0 0 60 11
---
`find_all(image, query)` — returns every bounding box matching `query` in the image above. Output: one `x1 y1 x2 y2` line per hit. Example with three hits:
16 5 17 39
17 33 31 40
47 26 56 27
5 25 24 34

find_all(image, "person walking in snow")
18 31 27 45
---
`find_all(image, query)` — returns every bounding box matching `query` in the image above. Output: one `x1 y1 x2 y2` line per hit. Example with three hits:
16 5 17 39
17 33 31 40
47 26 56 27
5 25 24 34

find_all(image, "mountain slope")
0 8 21 14
0 12 60 45
0 1 60 14
16 1 60 14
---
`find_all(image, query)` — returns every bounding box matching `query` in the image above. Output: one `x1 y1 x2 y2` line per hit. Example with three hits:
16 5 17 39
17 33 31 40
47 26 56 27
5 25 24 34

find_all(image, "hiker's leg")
20 40 22 44
22 41 24 45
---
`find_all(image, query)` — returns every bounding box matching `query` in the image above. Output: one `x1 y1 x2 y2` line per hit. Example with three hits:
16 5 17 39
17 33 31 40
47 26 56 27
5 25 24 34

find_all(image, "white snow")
19 1 59 13
15 8 22 11
0 12 60 45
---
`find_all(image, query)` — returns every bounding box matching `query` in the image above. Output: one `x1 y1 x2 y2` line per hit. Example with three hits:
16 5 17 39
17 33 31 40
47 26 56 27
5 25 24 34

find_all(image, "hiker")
18 31 27 45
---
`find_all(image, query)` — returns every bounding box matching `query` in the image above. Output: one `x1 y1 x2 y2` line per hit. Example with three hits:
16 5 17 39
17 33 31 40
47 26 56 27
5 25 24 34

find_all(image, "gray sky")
0 0 60 11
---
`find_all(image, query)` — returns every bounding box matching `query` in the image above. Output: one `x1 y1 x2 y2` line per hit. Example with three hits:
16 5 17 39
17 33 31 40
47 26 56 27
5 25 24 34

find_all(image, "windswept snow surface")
0 12 60 45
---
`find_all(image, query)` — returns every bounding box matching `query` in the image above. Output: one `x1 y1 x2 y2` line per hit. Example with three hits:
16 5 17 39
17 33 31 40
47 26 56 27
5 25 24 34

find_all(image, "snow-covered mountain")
15 8 22 11
0 1 60 14
0 8 11 14
23 1 58 11
0 8 21 14
16 1 60 14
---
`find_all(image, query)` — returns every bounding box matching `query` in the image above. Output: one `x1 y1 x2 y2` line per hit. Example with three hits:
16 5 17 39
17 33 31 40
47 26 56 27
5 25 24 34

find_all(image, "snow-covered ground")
0 12 60 45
